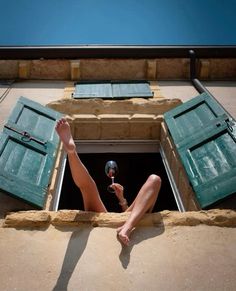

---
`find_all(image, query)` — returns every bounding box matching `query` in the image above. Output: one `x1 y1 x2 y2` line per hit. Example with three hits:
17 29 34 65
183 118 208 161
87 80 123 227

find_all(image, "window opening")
55 141 178 212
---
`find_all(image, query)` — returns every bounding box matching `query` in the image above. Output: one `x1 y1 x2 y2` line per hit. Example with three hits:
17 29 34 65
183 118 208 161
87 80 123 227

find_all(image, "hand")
111 183 124 200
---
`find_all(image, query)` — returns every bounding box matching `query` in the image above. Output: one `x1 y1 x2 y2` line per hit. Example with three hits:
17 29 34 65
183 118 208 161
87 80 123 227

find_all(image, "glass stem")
111 177 114 184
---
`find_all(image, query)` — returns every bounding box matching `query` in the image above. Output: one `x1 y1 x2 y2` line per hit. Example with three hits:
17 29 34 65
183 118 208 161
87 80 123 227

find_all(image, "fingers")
111 183 124 200
111 183 124 193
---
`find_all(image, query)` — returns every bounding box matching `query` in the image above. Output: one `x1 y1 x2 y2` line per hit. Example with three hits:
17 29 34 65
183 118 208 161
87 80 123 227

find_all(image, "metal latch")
225 118 235 132
4 125 47 146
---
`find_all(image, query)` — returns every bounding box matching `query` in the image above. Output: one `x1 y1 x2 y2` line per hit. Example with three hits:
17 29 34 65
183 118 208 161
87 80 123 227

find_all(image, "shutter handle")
4 125 47 146
225 119 234 132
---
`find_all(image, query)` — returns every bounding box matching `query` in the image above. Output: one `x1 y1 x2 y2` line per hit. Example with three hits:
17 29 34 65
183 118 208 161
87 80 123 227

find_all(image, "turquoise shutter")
164 92 227 148
0 97 62 208
112 82 153 98
164 93 236 208
73 81 153 99
179 118 236 208
73 83 112 98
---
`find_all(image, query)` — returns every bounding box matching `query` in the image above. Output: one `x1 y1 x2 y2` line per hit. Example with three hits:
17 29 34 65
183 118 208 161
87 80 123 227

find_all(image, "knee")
147 174 162 190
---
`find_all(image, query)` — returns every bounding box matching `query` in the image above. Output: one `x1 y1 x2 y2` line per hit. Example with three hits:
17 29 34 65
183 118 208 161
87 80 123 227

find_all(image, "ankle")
66 148 77 155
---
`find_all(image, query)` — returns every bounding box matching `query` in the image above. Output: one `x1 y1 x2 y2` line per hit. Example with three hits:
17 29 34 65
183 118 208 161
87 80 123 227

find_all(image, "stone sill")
3 209 236 228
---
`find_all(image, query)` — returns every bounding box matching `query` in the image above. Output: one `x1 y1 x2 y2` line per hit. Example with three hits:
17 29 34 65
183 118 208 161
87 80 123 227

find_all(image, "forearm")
119 197 128 211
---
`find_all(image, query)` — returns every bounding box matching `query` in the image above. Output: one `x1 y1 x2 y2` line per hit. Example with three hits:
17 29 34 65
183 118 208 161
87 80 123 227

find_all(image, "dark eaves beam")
0 45 236 59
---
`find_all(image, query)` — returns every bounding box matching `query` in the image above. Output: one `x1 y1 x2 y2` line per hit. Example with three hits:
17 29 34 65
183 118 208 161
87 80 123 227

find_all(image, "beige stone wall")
47 97 182 116
0 58 235 80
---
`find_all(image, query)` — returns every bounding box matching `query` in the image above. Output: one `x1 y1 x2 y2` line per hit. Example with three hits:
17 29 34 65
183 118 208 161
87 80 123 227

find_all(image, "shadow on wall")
118 223 165 269
52 214 165 290
52 227 92 291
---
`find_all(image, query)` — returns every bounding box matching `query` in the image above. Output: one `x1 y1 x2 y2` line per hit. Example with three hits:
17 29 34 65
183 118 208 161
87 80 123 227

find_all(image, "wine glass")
105 160 118 193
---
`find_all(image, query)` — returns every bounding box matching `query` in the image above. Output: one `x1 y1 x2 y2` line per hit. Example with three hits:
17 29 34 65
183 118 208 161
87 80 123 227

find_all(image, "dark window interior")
58 152 177 212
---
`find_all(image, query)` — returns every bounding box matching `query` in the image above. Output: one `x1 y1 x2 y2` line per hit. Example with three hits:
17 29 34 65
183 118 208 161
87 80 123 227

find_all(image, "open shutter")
179 118 236 208
164 92 227 148
164 93 236 208
0 96 62 208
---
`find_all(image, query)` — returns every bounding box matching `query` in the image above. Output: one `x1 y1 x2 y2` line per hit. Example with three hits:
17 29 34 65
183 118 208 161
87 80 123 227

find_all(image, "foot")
116 225 133 246
55 118 76 153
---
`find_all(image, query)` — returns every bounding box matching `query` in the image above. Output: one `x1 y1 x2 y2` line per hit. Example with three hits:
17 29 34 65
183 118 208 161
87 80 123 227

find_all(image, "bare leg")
56 118 107 212
117 174 161 245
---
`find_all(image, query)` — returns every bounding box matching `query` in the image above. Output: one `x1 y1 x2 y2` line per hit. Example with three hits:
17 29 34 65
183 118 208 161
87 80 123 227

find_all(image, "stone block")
18 61 31 79
130 114 156 139
99 114 130 139
80 59 146 80
182 59 190 79
30 60 70 80
157 58 189 80
199 60 210 80
146 59 157 80
151 119 162 140
73 115 101 139
70 60 81 81
210 59 236 80
3 211 51 227
0 60 18 79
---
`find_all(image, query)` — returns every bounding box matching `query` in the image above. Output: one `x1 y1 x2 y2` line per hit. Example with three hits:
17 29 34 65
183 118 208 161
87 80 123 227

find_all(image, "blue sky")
0 0 236 45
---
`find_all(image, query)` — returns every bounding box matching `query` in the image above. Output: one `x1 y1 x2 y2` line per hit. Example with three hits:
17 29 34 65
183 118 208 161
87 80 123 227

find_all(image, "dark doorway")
58 152 177 212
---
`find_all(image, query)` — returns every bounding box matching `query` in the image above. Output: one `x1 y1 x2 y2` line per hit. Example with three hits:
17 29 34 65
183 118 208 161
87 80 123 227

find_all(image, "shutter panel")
179 118 236 208
73 83 112 98
164 93 236 208
112 82 153 98
0 97 62 208
73 81 153 99
164 92 227 148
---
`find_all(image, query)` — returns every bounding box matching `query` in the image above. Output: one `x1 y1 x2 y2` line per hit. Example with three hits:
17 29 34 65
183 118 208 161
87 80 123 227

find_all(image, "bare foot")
116 225 133 246
55 118 76 153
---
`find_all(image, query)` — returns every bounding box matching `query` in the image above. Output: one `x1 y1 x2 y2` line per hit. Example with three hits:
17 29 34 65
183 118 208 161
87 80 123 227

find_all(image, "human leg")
56 118 107 212
117 174 161 245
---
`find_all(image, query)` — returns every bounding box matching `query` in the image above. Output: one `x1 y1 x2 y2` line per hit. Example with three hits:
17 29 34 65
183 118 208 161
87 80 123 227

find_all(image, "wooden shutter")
73 82 112 98
164 93 236 208
73 81 153 99
112 82 153 98
164 92 227 148
0 97 62 208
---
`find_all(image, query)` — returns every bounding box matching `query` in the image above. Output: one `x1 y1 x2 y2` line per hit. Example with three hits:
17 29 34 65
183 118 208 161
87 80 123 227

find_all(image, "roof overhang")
0 45 236 59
